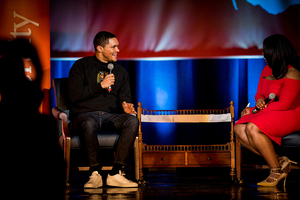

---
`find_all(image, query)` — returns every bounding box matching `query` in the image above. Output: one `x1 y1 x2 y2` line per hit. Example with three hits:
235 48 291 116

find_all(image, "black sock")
110 163 123 175
90 165 102 172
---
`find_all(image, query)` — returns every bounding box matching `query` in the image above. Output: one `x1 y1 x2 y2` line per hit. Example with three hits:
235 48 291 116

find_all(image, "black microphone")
252 93 276 114
107 63 114 92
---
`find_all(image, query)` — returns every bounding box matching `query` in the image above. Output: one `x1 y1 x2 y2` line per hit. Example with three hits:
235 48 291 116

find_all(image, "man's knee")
125 115 139 129
82 118 98 131
74 114 98 133
122 115 139 135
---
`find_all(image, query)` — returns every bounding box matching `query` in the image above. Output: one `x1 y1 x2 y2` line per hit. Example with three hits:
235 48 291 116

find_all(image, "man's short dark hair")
93 31 116 52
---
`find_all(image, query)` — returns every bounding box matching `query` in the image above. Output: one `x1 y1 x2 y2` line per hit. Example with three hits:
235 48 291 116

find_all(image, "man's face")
99 37 120 63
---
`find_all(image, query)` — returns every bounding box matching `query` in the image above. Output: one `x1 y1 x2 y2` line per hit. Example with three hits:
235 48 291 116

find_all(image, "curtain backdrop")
50 0 300 59
51 58 266 145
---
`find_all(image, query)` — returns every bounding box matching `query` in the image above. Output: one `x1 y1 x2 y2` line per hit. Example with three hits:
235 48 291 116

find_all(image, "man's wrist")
100 82 107 89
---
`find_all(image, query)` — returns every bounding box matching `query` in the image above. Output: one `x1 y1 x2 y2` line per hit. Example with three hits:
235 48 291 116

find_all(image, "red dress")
235 65 300 145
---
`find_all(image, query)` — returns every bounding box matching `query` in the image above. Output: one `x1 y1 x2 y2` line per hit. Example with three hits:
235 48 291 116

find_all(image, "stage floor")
64 167 300 200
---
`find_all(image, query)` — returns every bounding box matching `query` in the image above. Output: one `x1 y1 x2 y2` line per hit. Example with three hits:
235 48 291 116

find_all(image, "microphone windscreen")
108 63 114 70
269 93 276 99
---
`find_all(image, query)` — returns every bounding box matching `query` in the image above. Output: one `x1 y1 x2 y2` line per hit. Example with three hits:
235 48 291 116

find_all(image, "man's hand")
122 101 137 114
100 74 115 89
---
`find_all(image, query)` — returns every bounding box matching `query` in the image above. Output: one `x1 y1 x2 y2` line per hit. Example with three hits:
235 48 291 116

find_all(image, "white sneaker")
84 171 103 188
106 170 138 188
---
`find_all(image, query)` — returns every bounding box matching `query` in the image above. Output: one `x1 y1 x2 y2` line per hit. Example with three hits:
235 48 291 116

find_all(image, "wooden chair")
137 101 239 181
52 78 140 186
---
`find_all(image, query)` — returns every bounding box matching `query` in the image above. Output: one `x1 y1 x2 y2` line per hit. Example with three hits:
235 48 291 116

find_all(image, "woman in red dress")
234 34 300 187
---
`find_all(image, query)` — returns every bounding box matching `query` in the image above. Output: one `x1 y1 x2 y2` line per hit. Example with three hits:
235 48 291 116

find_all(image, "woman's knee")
245 122 260 139
234 124 245 138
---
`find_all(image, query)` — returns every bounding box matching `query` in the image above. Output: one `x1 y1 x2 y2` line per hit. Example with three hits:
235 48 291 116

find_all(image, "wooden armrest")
52 107 70 138
52 107 65 120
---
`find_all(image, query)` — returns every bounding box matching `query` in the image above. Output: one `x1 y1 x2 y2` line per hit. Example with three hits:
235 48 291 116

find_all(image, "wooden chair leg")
236 138 242 183
138 132 144 183
134 136 139 181
65 137 71 187
230 141 236 180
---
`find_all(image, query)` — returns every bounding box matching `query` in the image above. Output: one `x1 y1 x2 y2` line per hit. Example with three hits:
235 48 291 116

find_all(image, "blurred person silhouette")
0 39 64 199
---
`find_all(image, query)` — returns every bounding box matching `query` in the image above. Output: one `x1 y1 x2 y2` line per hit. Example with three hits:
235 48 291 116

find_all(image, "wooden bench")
137 101 239 181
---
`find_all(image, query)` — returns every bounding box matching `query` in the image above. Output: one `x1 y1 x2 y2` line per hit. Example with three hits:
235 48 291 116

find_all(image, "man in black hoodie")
68 31 138 188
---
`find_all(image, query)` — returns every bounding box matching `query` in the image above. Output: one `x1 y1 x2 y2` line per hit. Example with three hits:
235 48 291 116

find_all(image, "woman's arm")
265 78 300 111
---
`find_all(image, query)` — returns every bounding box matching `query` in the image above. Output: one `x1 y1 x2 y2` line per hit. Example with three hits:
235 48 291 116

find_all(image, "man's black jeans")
72 111 139 167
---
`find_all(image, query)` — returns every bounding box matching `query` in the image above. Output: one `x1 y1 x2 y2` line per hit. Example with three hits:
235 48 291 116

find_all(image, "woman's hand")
241 107 251 117
256 98 267 110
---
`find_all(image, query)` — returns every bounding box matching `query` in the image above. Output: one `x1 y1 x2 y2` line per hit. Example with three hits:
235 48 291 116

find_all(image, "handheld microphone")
252 93 276 114
107 63 114 92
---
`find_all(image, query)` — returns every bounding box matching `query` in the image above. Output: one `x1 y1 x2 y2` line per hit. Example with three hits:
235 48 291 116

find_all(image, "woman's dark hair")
263 34 297 79
93 31 116 52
